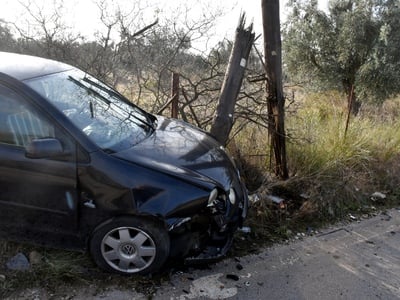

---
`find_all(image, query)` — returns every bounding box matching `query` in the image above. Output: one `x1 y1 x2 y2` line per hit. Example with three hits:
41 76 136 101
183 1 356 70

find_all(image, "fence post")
171 73 179 118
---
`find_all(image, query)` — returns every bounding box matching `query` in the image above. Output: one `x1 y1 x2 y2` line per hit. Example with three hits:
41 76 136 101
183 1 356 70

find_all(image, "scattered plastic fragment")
239 226 251 234
226 274 240 281
236 263 243 271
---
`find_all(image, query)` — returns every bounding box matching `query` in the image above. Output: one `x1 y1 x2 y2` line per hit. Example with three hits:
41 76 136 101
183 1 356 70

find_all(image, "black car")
0 52 248 275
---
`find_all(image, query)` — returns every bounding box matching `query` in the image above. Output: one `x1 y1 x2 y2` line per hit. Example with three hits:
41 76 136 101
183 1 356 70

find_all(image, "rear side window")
0 85 55 147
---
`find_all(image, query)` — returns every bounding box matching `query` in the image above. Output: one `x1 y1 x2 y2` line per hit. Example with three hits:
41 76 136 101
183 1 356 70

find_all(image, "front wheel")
90 217 170 275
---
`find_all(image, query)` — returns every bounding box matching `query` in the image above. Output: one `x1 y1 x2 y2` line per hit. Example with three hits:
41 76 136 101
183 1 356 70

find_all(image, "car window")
0 84 58 147
25 69 155 152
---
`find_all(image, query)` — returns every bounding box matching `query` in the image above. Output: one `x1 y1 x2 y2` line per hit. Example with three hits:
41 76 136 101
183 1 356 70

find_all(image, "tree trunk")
209 14 255 146
262 0 289 179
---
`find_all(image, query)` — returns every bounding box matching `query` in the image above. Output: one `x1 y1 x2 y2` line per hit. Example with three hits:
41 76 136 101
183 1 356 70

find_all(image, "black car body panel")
0 52 248 273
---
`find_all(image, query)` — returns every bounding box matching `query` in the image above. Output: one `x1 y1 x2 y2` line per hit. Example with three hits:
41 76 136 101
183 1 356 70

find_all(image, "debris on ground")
6 253 30 271
226 274 240 281
29 251 42 265
370 192 387 204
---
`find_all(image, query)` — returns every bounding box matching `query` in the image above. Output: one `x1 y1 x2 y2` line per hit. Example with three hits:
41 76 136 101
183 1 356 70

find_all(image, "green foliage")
283 0 400 105
0 20 17 52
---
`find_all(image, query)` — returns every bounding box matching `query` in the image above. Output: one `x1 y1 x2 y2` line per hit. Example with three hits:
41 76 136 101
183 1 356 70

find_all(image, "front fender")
134 180 211 218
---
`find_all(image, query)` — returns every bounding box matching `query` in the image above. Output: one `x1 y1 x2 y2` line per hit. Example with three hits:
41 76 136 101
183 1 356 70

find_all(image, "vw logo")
121 244 136 256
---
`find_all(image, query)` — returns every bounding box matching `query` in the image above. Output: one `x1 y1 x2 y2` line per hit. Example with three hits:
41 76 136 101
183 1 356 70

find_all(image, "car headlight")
207 188 230 215
207 188 218 207
228 188 236 205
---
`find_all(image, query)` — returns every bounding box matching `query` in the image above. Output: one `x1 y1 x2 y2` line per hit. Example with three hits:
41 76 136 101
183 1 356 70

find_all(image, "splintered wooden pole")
262 0 288 179
209 14 255 146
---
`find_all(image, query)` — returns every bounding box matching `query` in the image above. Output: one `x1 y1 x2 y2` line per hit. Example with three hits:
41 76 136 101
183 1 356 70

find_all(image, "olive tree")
283 0 400 114
0 20 17 52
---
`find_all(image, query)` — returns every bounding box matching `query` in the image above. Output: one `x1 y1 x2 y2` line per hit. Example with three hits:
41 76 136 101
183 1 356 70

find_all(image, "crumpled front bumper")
184 231 235 264
169 183 249 264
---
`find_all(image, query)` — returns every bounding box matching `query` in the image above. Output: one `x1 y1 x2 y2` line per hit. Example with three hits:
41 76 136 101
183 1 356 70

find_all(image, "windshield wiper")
125 111 155 132
82 76 156 130
68 76 111 106
83 76 121 99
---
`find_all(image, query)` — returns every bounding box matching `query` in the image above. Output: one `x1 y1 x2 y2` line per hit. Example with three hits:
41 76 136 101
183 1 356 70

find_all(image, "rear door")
0 81 80 244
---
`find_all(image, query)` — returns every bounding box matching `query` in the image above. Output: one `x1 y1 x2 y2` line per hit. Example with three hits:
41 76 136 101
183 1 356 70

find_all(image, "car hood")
112 116 237 190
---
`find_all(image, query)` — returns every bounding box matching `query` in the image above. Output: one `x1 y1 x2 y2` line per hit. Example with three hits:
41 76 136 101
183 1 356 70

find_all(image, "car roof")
0 52 73 81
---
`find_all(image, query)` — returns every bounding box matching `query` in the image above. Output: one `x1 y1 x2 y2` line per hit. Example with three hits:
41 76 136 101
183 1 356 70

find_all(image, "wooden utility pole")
210 14 255 146
262 0 289 179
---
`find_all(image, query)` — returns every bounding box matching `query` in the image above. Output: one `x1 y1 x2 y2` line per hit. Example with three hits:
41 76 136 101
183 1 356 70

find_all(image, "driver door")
0 82 79 244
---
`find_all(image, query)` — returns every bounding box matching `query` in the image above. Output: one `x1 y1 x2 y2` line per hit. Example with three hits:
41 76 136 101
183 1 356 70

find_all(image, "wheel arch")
88 213 168 247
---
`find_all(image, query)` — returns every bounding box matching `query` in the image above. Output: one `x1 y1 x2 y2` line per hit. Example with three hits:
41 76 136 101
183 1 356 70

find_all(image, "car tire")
89 217 170 275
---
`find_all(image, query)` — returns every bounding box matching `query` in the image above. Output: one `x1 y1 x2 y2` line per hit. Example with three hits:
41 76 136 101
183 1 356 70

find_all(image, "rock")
381 211 392 221
6 252 30 271
0 274 5 281
239 226 251 234
248 194 260 205
266 195 285 205
300 193 310 199
29 251 42 265
306 227 314 235
349 214 357 221
371 192 386 203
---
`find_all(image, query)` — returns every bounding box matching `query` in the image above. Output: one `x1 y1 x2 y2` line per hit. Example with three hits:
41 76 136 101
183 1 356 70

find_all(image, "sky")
0 0 329 52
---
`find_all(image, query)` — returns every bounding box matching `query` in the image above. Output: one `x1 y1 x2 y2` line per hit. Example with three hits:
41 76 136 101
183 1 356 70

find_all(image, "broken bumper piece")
184 233 234 265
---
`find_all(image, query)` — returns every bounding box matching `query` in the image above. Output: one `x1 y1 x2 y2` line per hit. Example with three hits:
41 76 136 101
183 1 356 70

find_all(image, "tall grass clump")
284 91 400 219
234 91 400 232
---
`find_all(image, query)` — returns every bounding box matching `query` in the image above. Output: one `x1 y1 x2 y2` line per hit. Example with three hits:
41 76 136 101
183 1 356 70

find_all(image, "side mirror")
25 138 64 159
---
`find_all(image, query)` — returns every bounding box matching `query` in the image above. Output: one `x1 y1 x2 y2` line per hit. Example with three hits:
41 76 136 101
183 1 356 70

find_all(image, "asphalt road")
8 208 400 299
154 208 400 300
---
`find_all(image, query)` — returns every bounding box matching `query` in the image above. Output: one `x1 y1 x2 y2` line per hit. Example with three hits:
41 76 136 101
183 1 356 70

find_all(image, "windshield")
25 69 155 152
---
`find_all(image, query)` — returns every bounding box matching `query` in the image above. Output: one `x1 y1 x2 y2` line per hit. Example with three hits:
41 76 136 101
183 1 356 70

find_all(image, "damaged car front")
83 114 249 275
114 116 249 265
0 52 248 275
168 177 248 265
